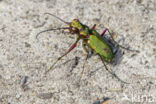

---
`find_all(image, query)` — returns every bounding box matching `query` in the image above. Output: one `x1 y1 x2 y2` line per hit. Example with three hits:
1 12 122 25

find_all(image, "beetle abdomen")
88 35 114 62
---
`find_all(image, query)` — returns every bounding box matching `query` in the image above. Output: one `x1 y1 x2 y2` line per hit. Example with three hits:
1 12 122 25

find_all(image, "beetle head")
71 19 82 30
68 19 82 34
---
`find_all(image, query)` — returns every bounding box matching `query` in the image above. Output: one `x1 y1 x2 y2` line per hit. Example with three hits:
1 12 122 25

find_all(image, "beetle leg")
99 54 129 84
91 24 96 30
79 54 89 81
45 37 80 74
82 40 89 53
103 28 139 52
80 38 95 81
101 29 107 37
79 40 90 81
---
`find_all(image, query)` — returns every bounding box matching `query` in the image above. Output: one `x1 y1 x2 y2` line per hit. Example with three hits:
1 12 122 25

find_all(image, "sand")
0 0 155 104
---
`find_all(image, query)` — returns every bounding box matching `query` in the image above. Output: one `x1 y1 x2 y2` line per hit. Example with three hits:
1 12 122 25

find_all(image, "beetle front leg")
45 37 80 74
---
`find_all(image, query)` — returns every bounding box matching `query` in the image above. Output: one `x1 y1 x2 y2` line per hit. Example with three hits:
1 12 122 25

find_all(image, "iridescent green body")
88 34 114 62
71 19 114 62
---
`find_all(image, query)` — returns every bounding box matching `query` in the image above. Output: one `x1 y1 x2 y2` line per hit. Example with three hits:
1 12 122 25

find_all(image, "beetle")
37 13 139 83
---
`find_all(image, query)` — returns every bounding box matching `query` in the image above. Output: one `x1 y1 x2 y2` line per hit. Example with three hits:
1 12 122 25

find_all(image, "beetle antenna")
44 13 70 25
36 27 69 39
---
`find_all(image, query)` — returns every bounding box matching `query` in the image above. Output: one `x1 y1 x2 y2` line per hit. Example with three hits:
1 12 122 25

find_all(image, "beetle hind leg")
102 28 139 53
99 54 129 84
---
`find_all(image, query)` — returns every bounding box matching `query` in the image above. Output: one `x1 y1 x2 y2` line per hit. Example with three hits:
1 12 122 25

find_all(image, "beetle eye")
73 19 79 22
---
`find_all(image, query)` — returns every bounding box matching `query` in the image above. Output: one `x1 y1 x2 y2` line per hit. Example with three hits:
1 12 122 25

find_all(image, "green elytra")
37 13 139 83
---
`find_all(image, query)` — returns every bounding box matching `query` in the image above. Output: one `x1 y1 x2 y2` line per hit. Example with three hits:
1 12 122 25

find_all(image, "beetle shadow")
112 47 124 66
53 56 80 72
104 35 124 66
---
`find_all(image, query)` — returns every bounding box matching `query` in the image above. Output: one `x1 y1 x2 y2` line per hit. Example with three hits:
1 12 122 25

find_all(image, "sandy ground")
0 0 155 104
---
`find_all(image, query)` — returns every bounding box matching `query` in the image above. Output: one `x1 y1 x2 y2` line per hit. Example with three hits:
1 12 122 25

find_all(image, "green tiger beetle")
37 13 139 84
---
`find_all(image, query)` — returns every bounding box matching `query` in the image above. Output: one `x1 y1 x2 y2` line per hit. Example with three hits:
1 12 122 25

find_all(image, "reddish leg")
66 42 77 53
91 24 96 30
45 38 80 74
101 29 107 36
